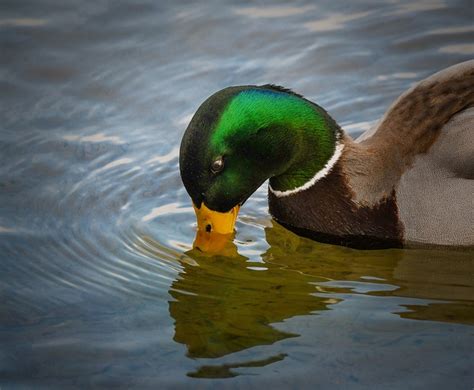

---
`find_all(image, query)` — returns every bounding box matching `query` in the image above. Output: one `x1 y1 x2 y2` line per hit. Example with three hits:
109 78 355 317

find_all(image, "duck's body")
270 61 474 248
180 60 474 249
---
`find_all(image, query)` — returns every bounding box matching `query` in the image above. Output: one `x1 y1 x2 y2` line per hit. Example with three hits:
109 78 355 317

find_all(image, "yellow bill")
193 229 238 255
192 203 240 253
193 203 240 235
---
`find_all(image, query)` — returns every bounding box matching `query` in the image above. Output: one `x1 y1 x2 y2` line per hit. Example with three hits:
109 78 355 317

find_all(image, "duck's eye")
211 156 224 173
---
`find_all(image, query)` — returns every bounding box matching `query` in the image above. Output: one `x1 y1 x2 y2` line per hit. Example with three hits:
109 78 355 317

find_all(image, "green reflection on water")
169 246 332 358
163 223 473 374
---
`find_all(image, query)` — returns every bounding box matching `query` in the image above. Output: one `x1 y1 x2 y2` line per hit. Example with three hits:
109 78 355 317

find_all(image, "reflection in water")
192 230 239 255
170 246 333 359
169 222 474 370
264 223 474 326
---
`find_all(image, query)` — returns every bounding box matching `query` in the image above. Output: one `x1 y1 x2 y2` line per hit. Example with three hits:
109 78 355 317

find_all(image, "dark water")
1 0 474 388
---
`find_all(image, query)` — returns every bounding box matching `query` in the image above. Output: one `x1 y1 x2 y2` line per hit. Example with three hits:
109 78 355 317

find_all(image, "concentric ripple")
1 0 473 387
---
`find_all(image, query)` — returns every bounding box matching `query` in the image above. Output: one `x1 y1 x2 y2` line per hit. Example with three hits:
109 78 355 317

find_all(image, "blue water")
1 0 473 388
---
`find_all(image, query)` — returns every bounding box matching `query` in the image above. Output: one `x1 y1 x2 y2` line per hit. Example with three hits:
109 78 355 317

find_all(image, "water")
1 0 473 388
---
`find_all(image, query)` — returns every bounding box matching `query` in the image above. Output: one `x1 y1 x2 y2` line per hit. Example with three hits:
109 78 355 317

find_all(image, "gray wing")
396 107 474 246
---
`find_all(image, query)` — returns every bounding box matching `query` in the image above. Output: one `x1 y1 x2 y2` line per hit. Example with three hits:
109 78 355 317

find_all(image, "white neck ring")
269 142 345 198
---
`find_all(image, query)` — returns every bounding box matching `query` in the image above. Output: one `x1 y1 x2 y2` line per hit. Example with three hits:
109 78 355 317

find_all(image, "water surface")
1 0 473 388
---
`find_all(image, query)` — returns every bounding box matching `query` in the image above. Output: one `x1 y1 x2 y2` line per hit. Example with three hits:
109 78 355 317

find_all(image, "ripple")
376 72 418 81
0 226 17 233
304 11 371 32
428 25 474 35
342 120 376 134
319 280 399 294
63 133 126 145
439 44 474 54
94 157 135 173
142 203 192 222
145 146 180 165
233 5 316 19
0 18 48 27
391 0 446 15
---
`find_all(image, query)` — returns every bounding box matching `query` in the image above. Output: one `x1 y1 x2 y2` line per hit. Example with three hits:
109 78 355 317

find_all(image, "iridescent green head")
179 85 340 213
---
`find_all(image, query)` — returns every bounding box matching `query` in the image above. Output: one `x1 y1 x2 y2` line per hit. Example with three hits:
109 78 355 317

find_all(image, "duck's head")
179 85 339 250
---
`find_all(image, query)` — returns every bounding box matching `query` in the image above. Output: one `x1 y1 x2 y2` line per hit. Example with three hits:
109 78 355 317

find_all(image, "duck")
179 60 474 249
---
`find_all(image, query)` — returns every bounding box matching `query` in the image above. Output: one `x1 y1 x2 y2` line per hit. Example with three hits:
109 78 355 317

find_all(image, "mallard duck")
179 60 474 249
